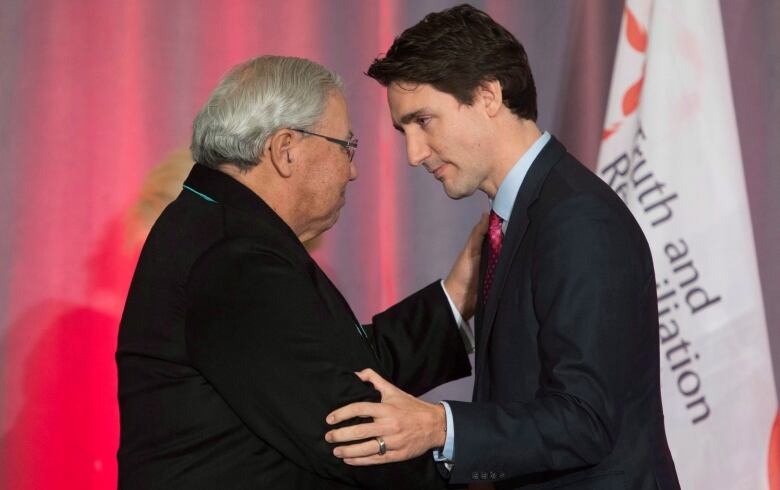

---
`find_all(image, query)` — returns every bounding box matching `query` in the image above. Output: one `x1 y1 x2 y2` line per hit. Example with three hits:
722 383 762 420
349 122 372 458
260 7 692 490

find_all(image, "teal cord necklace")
183 185 218 203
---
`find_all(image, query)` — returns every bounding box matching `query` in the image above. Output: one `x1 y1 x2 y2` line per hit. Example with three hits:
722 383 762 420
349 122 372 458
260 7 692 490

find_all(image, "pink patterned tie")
483 210 504 304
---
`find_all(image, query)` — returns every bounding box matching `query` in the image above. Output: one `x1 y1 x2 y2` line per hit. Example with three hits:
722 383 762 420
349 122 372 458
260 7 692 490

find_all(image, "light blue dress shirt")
440 281 475 353
435 131 551 465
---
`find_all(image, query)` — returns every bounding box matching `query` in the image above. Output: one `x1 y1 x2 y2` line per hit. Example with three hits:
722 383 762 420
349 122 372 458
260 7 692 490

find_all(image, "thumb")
461 215 488 259
468 213 489 247
474 212 489 236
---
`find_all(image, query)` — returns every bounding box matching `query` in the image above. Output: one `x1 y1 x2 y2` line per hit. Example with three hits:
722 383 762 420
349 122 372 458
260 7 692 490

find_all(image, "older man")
116 56 482 489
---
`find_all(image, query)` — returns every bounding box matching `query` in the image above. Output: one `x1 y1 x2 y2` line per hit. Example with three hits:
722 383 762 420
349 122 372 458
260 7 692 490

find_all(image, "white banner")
596 1 778 488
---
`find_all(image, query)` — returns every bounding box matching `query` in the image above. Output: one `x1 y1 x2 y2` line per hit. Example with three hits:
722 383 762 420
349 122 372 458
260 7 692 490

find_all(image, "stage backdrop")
0 1 777 488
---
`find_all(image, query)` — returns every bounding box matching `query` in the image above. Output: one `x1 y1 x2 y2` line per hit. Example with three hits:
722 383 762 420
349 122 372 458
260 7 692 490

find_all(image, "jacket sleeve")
367 281 472 396
185 240 447 489
447 193 650 483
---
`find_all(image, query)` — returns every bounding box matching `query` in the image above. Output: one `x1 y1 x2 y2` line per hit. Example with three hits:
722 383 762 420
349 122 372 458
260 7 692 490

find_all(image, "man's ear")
476 79 503 117
267 129 296 178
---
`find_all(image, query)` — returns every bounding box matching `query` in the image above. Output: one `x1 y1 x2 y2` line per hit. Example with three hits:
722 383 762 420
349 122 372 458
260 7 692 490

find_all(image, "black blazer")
446 137 680 489
116 164 471 489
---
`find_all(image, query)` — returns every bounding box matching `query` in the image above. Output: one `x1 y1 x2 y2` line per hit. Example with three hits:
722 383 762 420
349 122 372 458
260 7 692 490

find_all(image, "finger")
326 401 385 425
332 439 386 459
354 368 373 382
354 368 385 386
343 451 404 466
333 433 403 458
355 369 397 398
325 422 382 443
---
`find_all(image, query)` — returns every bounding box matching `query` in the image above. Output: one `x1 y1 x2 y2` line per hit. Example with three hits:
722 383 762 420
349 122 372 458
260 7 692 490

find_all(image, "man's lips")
431 164 447 180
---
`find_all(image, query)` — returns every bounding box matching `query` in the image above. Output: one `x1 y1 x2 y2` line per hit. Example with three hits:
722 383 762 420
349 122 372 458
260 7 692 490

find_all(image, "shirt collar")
491 131 551 222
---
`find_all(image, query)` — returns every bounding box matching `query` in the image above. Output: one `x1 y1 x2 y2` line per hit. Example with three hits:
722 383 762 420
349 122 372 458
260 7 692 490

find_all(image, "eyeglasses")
290 128 358 162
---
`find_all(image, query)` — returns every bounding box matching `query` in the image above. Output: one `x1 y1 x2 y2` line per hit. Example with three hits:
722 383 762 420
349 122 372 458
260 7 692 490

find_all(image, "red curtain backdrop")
0 1 777 488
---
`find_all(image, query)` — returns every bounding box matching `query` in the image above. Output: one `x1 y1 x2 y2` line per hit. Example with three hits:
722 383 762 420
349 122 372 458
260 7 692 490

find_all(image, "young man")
326 5 680 489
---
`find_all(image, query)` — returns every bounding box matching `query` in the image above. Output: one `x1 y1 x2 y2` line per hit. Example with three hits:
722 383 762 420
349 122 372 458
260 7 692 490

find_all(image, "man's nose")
406 135 431 167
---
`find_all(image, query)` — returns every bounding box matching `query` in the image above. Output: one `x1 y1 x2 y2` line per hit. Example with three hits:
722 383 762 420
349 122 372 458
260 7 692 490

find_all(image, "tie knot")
488 210 503 251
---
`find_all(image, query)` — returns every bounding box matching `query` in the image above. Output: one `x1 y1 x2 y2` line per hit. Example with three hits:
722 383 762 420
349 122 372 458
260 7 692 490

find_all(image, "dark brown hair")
367 4 537 121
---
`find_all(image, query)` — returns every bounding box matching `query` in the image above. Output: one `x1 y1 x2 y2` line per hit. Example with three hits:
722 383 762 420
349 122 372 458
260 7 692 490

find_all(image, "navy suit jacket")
446 137 680 489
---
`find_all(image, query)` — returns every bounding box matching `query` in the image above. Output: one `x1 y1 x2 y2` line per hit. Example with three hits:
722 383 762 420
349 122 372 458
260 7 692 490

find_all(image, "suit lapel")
310 265 383 365
474 137 568 383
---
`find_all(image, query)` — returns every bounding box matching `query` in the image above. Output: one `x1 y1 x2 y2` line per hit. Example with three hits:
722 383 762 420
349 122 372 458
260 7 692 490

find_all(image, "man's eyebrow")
399 109 427 125
393 109 430 133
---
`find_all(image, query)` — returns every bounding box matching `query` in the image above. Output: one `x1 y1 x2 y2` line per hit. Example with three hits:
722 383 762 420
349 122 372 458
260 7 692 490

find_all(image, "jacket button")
472 472 480 480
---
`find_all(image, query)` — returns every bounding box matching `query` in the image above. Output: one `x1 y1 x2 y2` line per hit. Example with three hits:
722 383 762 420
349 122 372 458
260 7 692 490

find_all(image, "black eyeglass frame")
290 128 358 162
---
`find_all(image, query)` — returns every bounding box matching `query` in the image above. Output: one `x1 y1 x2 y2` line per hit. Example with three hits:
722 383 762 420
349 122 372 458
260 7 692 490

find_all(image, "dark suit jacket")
446 137 680 489
116 164 471 489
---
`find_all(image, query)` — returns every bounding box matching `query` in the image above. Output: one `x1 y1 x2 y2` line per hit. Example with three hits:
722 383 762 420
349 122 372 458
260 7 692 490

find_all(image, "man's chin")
305 209 342 242
442 182 474 200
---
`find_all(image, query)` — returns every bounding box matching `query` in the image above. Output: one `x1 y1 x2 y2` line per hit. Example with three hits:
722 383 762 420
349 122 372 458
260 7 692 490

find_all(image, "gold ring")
376 436 386 456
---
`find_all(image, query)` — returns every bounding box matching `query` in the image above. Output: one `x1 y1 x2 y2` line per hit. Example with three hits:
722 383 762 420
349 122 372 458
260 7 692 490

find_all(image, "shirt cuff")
439 280 475 353
433 401 455 463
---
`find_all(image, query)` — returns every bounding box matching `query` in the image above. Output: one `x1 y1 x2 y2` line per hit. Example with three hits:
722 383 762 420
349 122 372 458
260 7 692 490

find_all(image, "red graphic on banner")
770 410 780 490
626 4 648 52
622 76 644 117
601 5 647 142
602 122 622 141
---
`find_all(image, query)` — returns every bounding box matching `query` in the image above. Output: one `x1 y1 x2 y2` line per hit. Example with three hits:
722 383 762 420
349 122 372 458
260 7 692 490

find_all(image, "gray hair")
190 56 343 170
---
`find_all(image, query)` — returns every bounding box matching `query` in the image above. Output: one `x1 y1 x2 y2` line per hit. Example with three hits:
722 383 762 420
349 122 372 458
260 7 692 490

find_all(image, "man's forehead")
388 81 428 104
387 82 456 123
387 82 427 118
327 90 348 113
323 91 352 134
390 80 426 92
